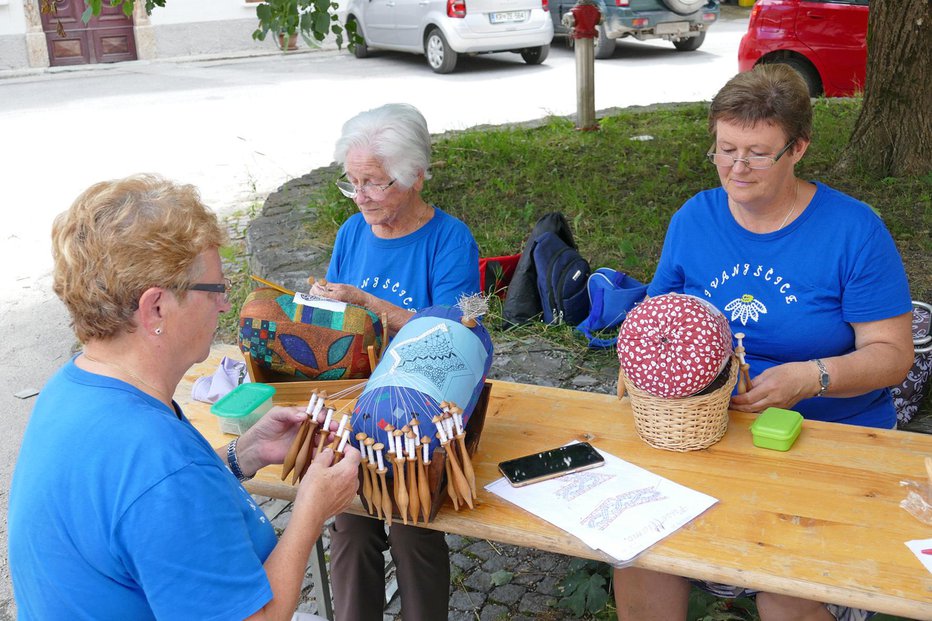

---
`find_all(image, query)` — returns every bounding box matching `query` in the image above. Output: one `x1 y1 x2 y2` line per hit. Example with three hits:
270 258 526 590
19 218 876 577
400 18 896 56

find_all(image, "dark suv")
551 0 720 59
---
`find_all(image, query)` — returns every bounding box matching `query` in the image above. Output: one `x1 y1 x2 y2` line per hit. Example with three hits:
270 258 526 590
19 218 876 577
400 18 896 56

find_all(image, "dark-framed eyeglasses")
706 140 796 170
335 172 397 199
187 277 232 303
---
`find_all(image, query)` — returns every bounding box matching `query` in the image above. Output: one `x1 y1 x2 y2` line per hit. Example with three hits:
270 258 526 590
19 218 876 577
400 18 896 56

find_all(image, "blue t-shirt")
647 182 911 428
9 359 277 620
326 206 480 310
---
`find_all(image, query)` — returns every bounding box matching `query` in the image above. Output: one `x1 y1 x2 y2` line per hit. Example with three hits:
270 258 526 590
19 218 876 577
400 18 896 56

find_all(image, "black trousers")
328 512 450 621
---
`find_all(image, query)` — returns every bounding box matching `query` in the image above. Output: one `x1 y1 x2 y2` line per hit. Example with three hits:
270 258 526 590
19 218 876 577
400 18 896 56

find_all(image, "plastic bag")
900 456 932 525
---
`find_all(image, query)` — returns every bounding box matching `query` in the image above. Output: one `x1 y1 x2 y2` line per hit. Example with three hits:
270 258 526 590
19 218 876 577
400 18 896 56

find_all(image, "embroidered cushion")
617 293 733 398
238 288 382 380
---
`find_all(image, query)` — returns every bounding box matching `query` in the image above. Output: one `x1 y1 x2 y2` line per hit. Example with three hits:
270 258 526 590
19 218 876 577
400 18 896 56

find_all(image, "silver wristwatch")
812 358 830 397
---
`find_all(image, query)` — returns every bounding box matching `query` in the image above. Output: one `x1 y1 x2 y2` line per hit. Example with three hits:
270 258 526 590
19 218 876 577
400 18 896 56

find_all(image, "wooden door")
40 0 137 66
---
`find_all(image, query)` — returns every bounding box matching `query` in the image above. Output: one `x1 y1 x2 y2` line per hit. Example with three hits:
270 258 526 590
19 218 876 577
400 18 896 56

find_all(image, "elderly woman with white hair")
310 102 479 336
310 103 480 620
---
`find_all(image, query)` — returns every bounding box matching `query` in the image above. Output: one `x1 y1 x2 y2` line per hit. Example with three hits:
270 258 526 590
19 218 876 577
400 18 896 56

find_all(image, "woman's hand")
310 281 366 307
729 361 817 413
295 445 362 520
233 406 307 477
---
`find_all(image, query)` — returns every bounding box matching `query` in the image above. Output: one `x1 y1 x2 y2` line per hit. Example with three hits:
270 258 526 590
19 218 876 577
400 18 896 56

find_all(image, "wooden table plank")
180 346 932 619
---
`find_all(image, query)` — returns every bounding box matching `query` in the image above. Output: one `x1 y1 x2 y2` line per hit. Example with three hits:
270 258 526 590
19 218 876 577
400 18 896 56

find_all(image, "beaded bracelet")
227 438 253 482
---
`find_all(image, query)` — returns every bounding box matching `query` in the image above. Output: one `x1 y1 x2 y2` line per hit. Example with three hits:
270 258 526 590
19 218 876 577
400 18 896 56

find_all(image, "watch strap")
812 358 830 398
227 438 253 482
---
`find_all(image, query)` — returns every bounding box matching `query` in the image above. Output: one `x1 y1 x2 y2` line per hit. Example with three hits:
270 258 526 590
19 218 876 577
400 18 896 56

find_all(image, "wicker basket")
620 356 739 452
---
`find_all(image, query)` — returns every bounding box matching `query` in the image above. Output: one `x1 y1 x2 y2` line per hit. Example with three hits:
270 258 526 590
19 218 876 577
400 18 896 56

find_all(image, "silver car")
345 0 555 73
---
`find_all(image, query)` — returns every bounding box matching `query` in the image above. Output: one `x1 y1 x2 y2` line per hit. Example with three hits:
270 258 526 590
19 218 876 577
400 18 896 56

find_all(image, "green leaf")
489 570 513 586
81 4 95 24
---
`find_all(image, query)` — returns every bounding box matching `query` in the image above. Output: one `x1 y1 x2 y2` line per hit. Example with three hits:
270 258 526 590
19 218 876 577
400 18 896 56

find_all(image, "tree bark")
837 0 931 177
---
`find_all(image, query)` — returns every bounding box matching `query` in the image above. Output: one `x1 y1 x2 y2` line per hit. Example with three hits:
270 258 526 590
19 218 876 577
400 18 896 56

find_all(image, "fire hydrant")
562 0 601 130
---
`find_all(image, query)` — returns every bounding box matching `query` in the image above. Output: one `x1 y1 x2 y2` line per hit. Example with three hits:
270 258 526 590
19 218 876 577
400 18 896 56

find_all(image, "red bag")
479 253 521 299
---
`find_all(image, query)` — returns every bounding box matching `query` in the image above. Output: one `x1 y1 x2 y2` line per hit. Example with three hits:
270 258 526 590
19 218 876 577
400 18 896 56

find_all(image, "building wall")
0 0 347 71
0 0 28 70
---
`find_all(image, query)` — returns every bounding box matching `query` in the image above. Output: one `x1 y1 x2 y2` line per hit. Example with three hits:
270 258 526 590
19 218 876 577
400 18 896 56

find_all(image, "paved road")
0 11 748 615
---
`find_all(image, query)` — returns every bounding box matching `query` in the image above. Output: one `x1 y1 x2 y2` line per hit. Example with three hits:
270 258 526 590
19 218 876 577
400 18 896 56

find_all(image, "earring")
155 327 163 336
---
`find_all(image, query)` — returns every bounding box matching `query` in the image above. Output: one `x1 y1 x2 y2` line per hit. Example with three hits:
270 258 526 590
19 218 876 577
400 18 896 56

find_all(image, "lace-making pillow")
617 293 733 398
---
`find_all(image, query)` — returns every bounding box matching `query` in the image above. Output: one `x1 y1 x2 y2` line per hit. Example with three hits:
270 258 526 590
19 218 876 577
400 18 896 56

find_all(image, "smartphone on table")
498 442 605 487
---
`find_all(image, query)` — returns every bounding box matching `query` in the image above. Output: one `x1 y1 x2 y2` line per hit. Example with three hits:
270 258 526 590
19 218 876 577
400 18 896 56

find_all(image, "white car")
345 0 554 73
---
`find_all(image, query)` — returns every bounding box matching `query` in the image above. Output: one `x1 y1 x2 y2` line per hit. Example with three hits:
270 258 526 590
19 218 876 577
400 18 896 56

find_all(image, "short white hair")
334 103 432 188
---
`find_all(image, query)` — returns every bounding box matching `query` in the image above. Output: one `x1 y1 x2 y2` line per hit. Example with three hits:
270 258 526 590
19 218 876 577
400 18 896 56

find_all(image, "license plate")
655 21 689 35
489 10 529 24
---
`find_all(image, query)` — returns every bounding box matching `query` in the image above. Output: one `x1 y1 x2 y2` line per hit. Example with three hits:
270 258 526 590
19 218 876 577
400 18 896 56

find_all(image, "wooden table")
179 346 932 619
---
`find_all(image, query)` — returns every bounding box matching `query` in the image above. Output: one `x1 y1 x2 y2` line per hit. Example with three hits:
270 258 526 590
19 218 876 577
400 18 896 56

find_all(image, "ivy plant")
73 0 351 51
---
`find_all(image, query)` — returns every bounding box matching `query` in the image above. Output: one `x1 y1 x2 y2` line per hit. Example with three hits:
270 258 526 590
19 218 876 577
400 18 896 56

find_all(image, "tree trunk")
837 0 931 177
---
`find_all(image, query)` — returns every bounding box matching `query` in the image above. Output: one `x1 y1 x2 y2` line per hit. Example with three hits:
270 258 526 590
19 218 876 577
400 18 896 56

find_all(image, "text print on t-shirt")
703 263 799 326
360 276 416 309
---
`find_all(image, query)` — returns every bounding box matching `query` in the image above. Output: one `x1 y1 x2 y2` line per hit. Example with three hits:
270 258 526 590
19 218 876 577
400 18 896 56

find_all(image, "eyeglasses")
706 140 795 170
335 173 397 199
187 278 232 303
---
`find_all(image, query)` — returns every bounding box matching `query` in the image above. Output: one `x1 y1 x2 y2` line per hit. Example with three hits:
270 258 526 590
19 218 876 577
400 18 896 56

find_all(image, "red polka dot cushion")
617 293 733 398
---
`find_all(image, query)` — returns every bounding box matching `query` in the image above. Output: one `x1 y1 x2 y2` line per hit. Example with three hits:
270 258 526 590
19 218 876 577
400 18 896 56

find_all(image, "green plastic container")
750 407 803 451
211 383 276 436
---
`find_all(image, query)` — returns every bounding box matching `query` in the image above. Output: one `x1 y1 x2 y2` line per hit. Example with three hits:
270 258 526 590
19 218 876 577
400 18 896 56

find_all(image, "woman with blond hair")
9 174 361 620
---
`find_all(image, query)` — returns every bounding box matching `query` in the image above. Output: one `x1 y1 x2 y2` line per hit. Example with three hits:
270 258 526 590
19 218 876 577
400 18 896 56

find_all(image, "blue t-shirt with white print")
9 358 277 620
647 182 911 428
326 206 480 310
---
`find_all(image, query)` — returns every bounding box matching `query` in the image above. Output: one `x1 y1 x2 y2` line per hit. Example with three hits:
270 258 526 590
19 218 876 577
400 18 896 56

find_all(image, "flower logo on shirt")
724 294 767 326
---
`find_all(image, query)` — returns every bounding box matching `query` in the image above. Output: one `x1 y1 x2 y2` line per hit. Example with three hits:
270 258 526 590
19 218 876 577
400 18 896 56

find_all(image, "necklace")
82 351 170 403
777 180 800 230
730 179 800 232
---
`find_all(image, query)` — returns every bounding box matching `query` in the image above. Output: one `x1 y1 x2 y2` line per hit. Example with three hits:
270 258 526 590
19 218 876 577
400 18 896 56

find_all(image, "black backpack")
532 232 591 325
502 212 588 327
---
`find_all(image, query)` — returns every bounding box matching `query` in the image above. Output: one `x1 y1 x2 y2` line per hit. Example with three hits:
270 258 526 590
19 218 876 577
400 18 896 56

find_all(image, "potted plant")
252 0 347 52
253 0 300 51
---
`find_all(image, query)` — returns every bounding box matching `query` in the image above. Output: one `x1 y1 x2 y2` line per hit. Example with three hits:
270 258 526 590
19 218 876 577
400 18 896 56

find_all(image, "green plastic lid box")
749 407 803 452
211 383 276 436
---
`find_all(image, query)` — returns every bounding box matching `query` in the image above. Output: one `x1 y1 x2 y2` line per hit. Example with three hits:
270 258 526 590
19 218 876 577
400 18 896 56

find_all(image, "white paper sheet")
905 539 932 575
486 443 717 563
293 292 347 313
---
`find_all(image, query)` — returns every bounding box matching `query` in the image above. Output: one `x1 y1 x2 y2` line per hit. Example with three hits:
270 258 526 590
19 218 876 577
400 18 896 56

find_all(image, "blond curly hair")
52 174 226 342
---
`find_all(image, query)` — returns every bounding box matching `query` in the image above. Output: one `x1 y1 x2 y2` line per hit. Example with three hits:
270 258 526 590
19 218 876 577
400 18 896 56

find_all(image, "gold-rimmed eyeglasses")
335 173 397 199
706 140 795 170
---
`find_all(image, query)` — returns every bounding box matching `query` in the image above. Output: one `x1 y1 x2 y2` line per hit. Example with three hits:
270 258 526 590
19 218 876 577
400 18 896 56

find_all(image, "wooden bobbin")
734 332 752 394
418 436 432 524
316 407 335 456
441 437 474 510
455 431 477 500
379 311 389 359
392 430 409 525
292 419 320 485
364 438 382 520
406 453 419 526
373 443 393 526
356 432 374 515
282 419 310 481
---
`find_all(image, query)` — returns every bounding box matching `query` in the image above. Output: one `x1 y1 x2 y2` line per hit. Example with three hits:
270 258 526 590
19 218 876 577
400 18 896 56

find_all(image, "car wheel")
594 25 616 59
770 57 823 97
521 44 550 65
425 28 458 74
661 0 706 15
672 31 705 52
347 17 368 59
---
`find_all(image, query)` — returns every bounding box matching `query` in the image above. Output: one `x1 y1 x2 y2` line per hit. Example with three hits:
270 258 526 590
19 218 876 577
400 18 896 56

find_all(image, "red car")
737 0 868 97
